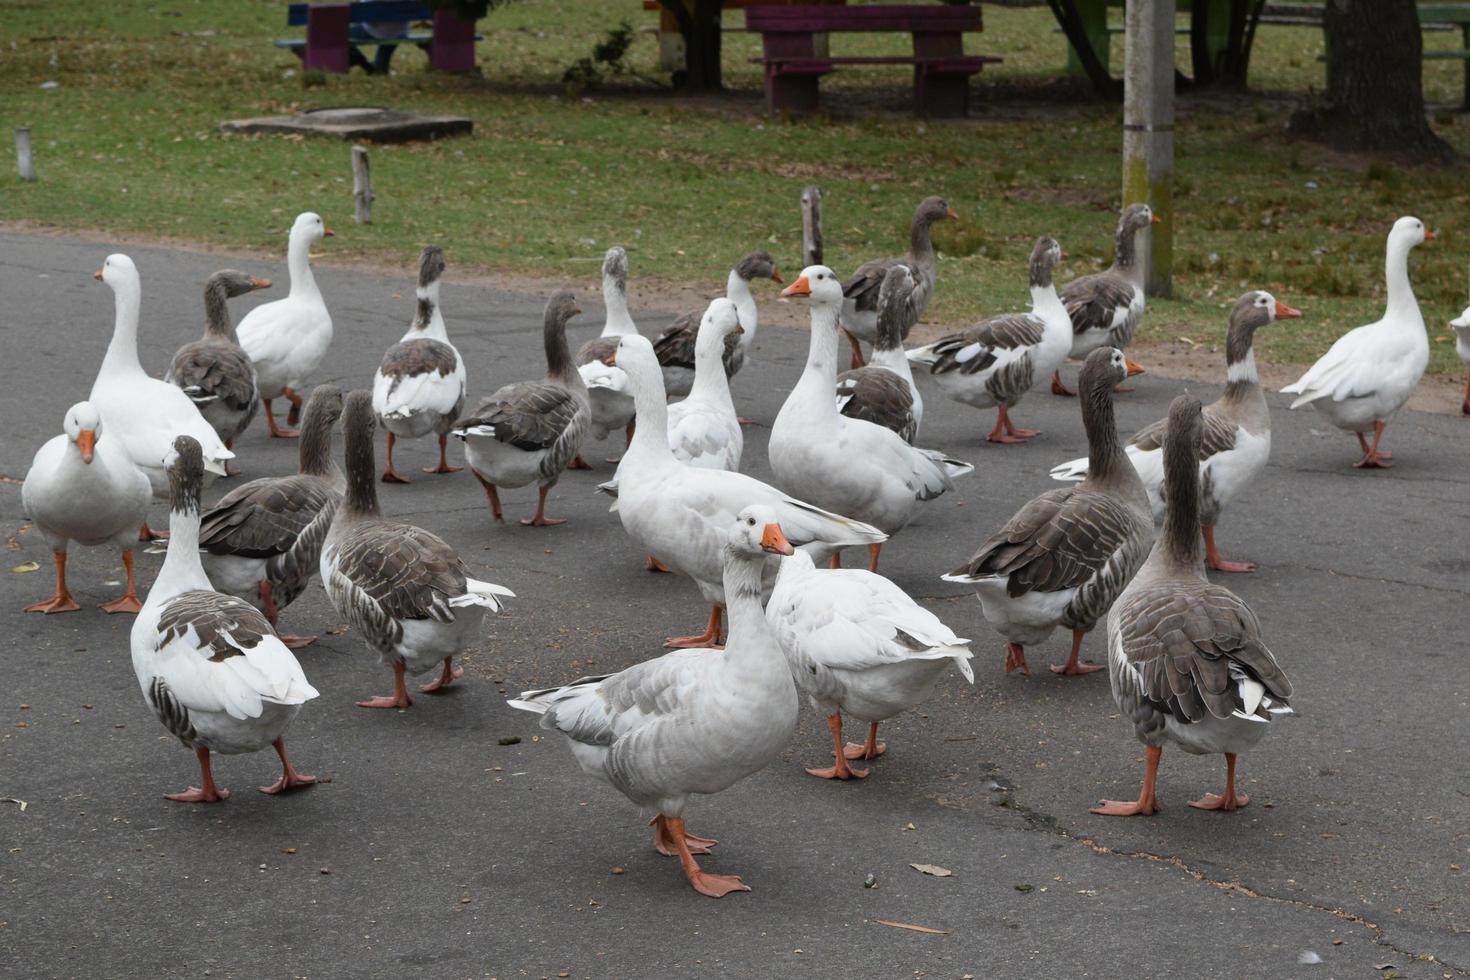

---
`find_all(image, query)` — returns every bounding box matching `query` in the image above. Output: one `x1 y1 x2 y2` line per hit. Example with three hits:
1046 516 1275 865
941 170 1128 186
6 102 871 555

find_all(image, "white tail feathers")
1049 455 1089 482
452 578 516 612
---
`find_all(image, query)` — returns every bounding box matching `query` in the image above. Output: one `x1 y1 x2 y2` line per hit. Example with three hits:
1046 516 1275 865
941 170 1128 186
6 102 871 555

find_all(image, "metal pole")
800 185 823 267
351 145 373 224
16 127 36 181
1122 0 1173 297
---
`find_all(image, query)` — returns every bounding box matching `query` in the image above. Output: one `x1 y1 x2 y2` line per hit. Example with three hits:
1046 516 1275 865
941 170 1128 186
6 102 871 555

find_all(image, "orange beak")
1150 215 1162 225
1060 250 1069 259
252 276 272 289
606 351 617 367
1424 229 1437 241
323 227 335 237
770 268 783 284
76 429 96 464
946 207 960 221
1125 358 1146 377
760 523 795 556
780 275 812 298
92 268 103 280
1275 301 1302 320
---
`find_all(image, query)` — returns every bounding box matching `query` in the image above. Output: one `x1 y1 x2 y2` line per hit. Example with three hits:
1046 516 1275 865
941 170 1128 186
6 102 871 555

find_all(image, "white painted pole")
16 127 36 182
1122 0 1173 297
351 144 373 224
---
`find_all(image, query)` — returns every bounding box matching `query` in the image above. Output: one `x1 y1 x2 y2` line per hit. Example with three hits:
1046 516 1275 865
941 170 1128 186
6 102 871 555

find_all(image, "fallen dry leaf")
875 919 949 935
11 561 40 573
910 863 953 878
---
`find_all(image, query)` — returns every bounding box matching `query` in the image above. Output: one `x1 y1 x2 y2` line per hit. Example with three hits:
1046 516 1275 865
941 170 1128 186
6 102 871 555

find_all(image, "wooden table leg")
913 30 968 118
303 3 351 74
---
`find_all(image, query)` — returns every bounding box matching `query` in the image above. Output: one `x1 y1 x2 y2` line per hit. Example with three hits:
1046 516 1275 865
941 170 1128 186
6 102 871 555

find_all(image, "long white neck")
98 277 145 383
868 343 915 385
1384 238 1421 322
720 551 780 666
287 229 321 300
787 301 843 424
624 367 676 466
1031 282 1070 344
601 274 637 338
406 282 448 342
152 506 210 601
688 330 738 413
727 270 759 348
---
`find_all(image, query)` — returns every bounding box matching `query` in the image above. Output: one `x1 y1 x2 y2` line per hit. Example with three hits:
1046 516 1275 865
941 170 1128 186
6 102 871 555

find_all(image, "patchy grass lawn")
3 0 1470 372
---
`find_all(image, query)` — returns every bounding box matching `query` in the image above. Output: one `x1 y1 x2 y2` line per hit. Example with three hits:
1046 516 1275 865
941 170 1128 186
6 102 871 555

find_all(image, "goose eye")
746 518 755 526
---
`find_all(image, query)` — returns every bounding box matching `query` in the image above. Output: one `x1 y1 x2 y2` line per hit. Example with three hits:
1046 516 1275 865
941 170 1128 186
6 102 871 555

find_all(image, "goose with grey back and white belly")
835 264 925 443
165 269 272 476
236 211 334 438
452 292 590 527
131 435 319 803
322 391 515 709
508 507 800 899
767 549 973 781
1092 395 1293 817
1051 205 1157 396
372 245 466 483
1051 291 1301 572
1282 216 1433 468
907 236 1071 444
22 401 151 614
199 385 344 649
841 196 957 368
1451 261 1470 415
574 246 642 465
944 348 1152 677
604 333 886 648
654 250 782 399
88 254 235 540
769 266 973 573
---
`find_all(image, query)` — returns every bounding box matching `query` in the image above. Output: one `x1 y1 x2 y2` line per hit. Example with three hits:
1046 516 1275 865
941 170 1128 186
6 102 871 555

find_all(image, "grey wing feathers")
1119 583 1293 724
332 520 469 623
843 257 897 314
1129 408 1238 458
576 335 619 368
170 341 258 415
200 475 338 559
955 488 1140 597
157 590 272 661
461 383 584 453
1062 272 1136 336
653 311 700 370
836 367 917 443
379 337 458 382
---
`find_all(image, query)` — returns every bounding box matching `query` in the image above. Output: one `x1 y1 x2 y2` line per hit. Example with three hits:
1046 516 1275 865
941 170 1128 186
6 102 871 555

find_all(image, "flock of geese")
19 202 1458 898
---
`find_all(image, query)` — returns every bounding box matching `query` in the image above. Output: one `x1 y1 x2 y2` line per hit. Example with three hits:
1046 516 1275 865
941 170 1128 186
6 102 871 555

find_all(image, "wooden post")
800 185 823 267
1122 0 1173 297
351 145 373 224
16 127 35 181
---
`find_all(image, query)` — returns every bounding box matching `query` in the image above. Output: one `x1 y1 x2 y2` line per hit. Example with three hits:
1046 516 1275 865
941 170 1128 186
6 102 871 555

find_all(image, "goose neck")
1159 431 1204 572
727 270 759 337
602 275 636 337
1113 220 1141 278
909 219 937 269
625 369 675 463
689 334 737 409
298 416 338 477
154 500 209 598
792 303 843 413
341 424 382 521
202 283 236 342
99 277 145 381
1384 238 1419 319
1080 383 1126 484
720 552 780 665
287 230 320 300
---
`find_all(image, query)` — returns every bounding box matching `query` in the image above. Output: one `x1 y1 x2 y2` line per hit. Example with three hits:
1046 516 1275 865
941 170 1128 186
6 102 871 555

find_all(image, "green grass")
3 0 1470 372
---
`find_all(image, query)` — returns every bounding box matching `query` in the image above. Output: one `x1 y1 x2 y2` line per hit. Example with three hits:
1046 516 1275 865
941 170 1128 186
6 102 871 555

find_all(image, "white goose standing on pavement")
237 211 334 438
372 245 466 483
769 266 972 572
1093 396 1293 817
1051 290 1302 572
1281 216 1433 468
509 507 800 899
575 246 641 464
665 298 745 472
131 436 319 803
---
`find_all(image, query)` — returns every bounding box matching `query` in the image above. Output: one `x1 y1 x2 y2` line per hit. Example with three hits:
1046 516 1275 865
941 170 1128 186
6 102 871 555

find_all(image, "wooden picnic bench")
640 0 846 71
746 4 1000 118
275 2 481 74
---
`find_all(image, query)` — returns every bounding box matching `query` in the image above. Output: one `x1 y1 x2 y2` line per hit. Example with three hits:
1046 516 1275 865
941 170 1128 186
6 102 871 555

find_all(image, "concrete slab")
219 106 472 142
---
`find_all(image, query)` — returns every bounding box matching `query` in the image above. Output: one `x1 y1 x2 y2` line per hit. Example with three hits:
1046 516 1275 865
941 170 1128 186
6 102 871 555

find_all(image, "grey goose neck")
1078 361 1127 485
168 435 206 517
1158 396 1205 571
1028 237 1060 289
297 385 343 478
201 270 258 342
1222 291 1272 406
542 291 580 385
873 267 913 353
340 391 383 520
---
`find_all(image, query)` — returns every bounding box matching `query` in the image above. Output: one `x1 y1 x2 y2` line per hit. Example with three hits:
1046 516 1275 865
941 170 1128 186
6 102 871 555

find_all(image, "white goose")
1094 396 1293 818
1051 291 1300 572
322 390 514 710
575 246 640 464
769 266 973 572
88 254 235 538
1453 280 1470 416
21 402 151 614
666 298 745 472
1281 216 1432 468
372 245 466 482
907 237 1071 444
131 436 319 803
767 550 973 781
236 212 334 438
606 333 886 648
509 506 800 899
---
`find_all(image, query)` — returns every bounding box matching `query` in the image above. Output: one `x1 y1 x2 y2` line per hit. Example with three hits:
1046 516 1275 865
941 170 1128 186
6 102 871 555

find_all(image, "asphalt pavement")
2 229 1467 979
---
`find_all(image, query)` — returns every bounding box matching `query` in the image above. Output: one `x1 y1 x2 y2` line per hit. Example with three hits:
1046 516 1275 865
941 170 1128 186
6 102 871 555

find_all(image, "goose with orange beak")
1051 290 1302 573
509 506 801 899
769 266 972 573
21 401 151 614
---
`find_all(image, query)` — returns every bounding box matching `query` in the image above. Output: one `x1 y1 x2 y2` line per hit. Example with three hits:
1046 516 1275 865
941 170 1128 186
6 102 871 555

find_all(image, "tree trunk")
658 0 723 92
1289 0 1454 160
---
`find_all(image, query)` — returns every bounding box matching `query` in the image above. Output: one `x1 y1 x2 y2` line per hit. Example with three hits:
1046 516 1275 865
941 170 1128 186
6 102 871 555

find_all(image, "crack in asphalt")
1300 563 1470 598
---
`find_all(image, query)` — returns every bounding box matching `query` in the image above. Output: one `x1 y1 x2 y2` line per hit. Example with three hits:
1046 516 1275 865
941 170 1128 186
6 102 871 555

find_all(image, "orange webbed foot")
1189 791 1249 812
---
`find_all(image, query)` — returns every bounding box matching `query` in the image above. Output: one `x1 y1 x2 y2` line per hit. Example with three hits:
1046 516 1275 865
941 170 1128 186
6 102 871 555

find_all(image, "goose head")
208 269 272 298
1388 215 1433 251
1028 236 1065 287
1121 203 1160 234
730 505 795 558
1234 289 1301 333
63 401 102 464
780 265 843 309
735 250 782 285
1079 346 1129 394
291 211 334 244
700 297 743 343
93 253 139 293
601 246 628 294
609 333 661 392
916 195 960 225
417 244 445 292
